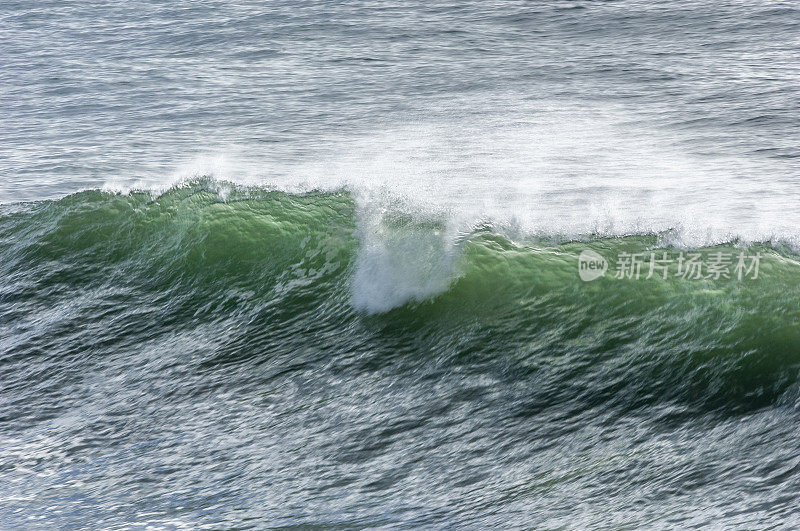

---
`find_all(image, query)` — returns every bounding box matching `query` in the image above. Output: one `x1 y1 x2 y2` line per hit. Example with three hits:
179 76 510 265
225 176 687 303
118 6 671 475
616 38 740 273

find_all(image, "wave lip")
3 182 800 315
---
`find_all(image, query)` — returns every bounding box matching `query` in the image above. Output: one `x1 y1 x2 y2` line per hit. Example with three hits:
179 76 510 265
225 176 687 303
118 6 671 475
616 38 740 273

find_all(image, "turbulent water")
2 0 800 528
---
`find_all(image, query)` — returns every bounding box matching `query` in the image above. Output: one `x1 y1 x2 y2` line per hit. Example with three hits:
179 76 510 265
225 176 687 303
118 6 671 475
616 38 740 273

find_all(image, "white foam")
102 99 800 311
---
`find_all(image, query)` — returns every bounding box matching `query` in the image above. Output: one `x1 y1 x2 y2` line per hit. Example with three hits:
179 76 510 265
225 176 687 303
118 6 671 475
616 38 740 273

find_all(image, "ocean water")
2 0 800 527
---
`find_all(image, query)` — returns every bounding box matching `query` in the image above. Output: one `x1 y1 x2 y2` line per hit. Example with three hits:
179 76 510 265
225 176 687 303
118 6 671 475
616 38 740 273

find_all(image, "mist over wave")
100 102 800 254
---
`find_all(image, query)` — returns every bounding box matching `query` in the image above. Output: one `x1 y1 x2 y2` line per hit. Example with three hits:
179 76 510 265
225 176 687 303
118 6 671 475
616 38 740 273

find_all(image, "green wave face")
2 182 800 419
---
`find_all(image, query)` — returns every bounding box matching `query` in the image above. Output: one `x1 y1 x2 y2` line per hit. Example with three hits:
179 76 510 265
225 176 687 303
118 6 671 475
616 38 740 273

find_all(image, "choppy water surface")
2 0 800 527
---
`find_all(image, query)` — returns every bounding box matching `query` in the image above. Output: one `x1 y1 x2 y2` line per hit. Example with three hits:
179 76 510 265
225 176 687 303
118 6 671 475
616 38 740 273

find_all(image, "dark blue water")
2 1 800 527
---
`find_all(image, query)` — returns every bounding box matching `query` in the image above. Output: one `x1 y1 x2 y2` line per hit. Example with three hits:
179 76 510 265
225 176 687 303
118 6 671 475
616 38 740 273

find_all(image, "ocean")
2 0 800 527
